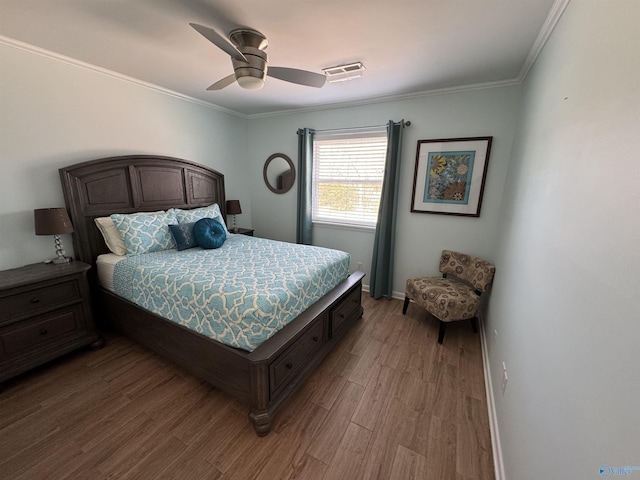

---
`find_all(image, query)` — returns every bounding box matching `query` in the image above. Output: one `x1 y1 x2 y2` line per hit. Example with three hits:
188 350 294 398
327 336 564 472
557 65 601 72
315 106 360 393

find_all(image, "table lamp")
34 208 74 264
226 200 242 233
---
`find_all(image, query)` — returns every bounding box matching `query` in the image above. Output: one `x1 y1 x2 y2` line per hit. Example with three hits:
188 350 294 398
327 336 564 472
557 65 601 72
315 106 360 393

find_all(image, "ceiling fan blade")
190 23 247 63
207 74 237 91
267 67 326 88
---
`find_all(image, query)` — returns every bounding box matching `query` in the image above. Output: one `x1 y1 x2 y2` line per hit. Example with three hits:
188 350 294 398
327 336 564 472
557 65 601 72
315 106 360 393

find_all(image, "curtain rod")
313 120 411 133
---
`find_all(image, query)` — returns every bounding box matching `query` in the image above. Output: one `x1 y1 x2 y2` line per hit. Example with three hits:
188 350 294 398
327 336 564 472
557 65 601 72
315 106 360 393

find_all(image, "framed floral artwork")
410 137 492 216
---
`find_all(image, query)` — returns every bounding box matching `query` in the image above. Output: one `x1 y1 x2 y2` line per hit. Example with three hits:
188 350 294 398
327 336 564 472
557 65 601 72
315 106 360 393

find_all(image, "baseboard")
391 289 404 300
479 317 506 480
370 287 505 478
367 289 504 477
359 283 405 301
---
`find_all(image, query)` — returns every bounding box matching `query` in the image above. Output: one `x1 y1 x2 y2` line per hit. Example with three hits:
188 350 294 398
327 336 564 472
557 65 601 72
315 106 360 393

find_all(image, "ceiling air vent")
322 62 366 83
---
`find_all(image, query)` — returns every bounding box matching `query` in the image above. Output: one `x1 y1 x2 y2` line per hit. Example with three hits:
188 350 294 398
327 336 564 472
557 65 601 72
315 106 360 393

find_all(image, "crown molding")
251 0 571 119
0 35 247 119
2 0 570 121
517 0 572 82
247 78 522 119
247 78 521 119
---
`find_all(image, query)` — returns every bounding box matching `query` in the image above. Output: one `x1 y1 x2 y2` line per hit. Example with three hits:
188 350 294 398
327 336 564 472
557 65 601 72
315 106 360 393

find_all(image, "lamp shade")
34 208 74 235
226 200 242 215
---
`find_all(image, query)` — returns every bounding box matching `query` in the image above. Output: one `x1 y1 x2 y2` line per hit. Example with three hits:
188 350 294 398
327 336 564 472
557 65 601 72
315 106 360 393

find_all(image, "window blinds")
312 127 388 227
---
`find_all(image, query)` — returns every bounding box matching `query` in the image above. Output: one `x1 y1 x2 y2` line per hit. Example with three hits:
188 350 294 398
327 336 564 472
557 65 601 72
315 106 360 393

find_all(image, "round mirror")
263 153 295 194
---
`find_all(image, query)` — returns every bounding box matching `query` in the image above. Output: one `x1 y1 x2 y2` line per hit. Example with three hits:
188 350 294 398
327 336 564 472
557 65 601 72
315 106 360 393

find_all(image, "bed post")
249 362 272 436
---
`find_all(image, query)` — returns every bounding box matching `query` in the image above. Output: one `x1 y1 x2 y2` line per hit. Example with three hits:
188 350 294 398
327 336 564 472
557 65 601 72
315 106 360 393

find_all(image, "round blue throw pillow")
193 218 227 249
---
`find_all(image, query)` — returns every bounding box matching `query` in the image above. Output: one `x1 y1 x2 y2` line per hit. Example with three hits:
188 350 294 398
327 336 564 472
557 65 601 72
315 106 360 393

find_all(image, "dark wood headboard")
59 155 226 268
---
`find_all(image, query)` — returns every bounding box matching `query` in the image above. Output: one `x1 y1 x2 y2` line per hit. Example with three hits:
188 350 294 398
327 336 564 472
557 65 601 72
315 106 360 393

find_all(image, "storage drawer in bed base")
98 271 365 436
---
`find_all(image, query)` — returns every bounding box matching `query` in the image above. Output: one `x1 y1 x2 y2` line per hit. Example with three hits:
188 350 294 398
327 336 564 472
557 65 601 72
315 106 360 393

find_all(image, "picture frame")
410 136 492 217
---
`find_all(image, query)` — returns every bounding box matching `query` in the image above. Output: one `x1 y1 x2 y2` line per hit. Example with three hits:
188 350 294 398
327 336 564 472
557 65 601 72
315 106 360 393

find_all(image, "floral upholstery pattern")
439 250 495 292
405 250 496 323
406 276 480 322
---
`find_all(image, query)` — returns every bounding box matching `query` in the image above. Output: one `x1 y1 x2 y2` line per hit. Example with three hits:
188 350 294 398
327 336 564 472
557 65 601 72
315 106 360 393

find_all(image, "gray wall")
0 43 248 270
486 1 640 478
2 2 638 477
248 86 522 294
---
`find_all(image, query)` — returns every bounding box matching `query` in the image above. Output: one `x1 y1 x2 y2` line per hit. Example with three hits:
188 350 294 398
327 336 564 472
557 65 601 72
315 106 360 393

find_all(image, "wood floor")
0 295 494 480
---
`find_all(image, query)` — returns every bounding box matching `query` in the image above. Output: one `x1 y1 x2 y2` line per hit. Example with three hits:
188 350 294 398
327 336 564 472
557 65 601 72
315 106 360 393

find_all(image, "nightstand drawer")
0 261 102 383
0 279 81 323
0 305 83 358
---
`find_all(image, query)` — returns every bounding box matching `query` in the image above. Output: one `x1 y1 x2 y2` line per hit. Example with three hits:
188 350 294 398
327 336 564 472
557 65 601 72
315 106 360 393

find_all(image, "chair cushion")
406 276 481 322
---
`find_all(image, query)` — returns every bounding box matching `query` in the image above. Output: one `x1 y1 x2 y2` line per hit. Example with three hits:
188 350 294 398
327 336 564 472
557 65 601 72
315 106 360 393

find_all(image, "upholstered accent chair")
403 250 496 344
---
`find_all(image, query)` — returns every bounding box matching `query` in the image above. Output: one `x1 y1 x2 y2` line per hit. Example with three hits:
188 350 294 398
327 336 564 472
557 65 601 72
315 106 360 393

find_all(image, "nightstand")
233 228 254 237
0 261 103 385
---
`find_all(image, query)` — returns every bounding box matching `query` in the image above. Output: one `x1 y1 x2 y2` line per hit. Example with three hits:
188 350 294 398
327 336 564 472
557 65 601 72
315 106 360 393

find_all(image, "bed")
59 155 364 435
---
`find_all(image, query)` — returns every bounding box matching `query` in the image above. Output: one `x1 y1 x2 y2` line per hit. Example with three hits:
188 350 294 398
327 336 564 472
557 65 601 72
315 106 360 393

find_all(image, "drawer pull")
31 297 41 304
40 329 48 335
312 336 319 342
339 313 345 319
286 363 293 370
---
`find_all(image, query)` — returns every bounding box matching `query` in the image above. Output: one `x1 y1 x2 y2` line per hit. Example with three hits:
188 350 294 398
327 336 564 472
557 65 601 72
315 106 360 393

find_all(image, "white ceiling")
0 0 560 116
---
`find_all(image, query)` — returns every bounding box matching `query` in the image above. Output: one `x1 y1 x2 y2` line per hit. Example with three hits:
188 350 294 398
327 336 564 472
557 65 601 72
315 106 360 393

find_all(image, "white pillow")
95 210 166 256
94 217 127 256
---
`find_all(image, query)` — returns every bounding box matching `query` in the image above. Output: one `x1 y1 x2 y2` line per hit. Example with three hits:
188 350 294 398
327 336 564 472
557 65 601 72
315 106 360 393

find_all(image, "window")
312 128 388 228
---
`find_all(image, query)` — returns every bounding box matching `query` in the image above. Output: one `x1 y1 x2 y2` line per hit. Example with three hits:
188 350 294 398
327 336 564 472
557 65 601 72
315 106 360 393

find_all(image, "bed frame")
59 155 364 435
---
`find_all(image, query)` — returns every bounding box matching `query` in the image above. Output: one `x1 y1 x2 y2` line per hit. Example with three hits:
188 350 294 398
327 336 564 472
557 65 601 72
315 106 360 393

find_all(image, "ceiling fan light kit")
191 23 327 91
230 38 268 90
236 75 266 90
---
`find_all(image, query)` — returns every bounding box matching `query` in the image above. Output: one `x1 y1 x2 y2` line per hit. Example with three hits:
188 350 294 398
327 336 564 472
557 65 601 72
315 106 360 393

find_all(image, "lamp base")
47 235 72 264
51 256 72 264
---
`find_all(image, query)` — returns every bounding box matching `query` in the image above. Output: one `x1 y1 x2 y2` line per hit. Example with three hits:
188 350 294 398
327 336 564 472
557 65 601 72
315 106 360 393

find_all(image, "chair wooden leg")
402 296 410 315
437 321 446 344
470 317 478 334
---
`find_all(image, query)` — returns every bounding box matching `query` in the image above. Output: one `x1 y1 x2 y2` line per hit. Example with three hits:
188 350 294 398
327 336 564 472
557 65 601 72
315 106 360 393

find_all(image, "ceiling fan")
190 23 327 91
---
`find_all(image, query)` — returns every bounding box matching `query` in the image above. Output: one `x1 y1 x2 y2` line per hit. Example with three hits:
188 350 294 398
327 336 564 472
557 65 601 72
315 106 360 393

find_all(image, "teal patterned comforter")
113 235 350 351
